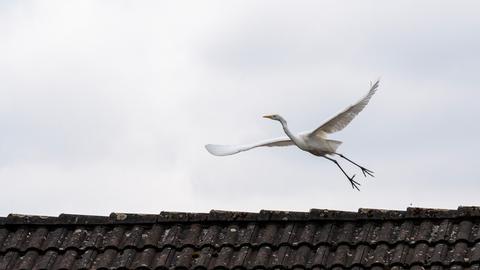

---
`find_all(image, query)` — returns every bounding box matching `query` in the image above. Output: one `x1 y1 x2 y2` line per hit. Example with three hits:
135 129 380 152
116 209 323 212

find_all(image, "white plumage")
205 80 380 190
205 137 293 156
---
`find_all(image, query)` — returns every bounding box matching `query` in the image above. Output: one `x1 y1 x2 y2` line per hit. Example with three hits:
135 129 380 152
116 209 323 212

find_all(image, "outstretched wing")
310 79 380 137
205 136 293 156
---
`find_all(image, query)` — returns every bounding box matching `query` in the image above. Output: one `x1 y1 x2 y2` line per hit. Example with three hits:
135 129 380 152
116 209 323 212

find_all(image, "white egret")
205 80 380 190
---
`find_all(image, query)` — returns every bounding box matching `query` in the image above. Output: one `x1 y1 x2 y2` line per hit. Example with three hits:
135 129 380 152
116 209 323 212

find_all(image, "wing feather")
205 136 293 156
310 79 380 136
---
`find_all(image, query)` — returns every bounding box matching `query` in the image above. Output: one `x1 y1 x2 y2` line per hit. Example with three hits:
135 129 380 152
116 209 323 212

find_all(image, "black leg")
335 153 374 177
323 156 360 191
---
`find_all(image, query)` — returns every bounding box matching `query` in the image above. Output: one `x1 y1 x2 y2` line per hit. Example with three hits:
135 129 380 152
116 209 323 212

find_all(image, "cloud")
0 1 479 216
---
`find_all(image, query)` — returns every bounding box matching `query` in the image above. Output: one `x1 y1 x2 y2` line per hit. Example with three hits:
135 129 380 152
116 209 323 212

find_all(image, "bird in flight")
205 80 380 190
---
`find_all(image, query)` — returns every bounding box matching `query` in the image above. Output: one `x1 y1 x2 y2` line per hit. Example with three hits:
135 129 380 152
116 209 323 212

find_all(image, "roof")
1 207 480 270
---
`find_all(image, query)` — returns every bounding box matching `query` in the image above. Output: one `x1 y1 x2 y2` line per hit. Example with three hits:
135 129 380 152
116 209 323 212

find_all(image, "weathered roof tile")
15 249 38 270
109 213 157 224
78 249 98 269
2 207 480 269
52 249 77 270
132 248 153 269
33 250 58 270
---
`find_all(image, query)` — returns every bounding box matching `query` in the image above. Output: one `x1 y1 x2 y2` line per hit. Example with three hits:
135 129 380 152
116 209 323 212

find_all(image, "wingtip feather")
205 144 242 156
371 78 380 90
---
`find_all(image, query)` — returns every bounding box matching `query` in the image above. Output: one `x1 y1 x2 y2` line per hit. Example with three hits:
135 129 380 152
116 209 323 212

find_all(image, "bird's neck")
279 120 301 145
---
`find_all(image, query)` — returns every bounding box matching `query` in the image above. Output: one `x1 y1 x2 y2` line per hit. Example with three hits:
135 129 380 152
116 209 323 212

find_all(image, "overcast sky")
1 1 479 216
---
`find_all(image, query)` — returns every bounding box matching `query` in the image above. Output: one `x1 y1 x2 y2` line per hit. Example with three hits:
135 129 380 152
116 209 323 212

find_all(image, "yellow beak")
263 115 274 119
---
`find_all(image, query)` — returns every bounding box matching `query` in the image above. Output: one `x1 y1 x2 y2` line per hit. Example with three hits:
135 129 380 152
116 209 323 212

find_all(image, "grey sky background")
1 1 479 216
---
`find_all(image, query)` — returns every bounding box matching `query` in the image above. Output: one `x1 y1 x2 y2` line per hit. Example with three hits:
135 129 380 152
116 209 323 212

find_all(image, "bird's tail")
326 139 342 152
205 144 245 156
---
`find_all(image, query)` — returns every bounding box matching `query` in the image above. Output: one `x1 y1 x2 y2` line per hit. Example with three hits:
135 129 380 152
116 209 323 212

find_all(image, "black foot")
360 167 374 178
336 154 374 179
349 174 360 191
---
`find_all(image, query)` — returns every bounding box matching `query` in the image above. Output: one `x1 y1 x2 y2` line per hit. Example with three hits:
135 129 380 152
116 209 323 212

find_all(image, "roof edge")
2 206 480 226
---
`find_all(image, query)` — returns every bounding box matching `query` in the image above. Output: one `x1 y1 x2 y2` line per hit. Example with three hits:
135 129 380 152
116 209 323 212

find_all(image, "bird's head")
263 114 285 123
